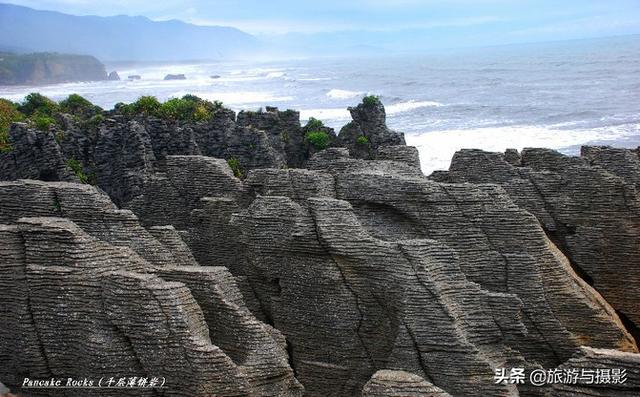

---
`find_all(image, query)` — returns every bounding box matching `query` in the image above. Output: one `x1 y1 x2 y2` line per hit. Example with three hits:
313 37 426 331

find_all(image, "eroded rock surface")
2 101 640 397
362 370 453 397
0 182 301 396
432 147 640 338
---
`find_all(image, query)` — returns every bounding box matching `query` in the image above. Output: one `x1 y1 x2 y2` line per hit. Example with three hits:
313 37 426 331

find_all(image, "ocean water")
1 35 638 174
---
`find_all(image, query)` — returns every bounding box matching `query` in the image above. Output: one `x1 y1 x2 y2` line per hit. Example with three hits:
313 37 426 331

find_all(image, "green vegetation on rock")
19 93 59 116
118 95 224 121
124 96 161 116
362 95 380 107
66 158 88 184
0 93 233 146
32 115 55 131
356 135 369 145
305 130 330 150
0 98 23 152
59 94 102 117
305 117 324 131
227 157 244 179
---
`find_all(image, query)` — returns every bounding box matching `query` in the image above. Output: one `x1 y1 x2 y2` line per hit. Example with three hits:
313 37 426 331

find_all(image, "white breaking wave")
386 100 444 114
299 108 351 123
299 99 446 128
171 91 293 105
265 71 286 78
326 89 363 99
406 123 640 176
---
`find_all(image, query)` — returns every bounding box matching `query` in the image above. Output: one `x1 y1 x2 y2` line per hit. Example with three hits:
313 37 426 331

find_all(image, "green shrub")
0 99 23 153
89 114 105 125
32 115 55 131
59 94 102 116
356 135 369 145
305 131 330 150
362 95 380 107
227 157 244 179
0 131 9 153
158 97 195 120
193 104 211 121
19 93 59 116
305 117 324 131
134 95 223 121
132 96 161 116
66 158 88 184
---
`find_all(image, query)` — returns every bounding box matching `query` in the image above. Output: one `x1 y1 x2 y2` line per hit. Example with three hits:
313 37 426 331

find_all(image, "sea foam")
406 123 640 175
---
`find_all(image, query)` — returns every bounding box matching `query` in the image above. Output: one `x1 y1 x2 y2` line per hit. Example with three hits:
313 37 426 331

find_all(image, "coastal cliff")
1 95 639 396
0 52 108 85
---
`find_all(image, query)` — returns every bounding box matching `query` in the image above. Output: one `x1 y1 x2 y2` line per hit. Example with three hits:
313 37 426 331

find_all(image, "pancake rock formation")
1 97 639 397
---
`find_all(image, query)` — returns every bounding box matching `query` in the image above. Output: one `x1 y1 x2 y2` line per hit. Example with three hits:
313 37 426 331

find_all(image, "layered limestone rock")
431 147 640 338
0 182 301 396
230 152 636 396
338 97 406 159
548 347 640 396
362 370 453 397
2 100 640 397
0 123 79 183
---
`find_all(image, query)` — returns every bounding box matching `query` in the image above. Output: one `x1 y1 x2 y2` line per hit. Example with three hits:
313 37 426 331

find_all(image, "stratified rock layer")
2 101 640 397
432 147 640 337
0 181 301 397
362 370 453 397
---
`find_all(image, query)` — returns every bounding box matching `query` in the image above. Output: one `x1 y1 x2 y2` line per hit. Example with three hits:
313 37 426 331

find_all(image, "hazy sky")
4 0 640 46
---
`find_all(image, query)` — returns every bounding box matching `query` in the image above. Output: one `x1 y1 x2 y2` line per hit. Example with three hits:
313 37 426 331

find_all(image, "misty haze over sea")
1 35 638 173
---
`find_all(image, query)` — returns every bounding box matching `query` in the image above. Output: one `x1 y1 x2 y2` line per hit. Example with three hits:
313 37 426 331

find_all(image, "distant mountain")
0 3 260 62
0 52 107 85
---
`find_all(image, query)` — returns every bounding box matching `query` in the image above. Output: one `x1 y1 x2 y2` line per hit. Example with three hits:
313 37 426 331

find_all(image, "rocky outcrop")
362 370 453 397
230 153 635 396
107 71 120 81
0 123 79 183
0 181 301 396
338 97 405 159
549 347 640 396
164 73 186 80
431 147 640 340
2 100 640 397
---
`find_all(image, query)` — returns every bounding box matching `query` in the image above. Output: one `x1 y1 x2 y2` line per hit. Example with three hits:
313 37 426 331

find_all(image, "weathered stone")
362 370 453 397
549 347 640 396
2 100 640 397
435 147 640 338
0 124 78 183
0 183 301 396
